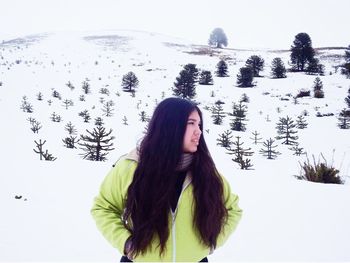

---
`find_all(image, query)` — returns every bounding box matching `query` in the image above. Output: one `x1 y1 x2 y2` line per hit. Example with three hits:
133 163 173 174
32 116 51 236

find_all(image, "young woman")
91 97 242 262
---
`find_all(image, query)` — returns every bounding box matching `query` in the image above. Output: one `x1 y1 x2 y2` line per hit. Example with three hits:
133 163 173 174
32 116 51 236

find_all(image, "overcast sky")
1 0 349 49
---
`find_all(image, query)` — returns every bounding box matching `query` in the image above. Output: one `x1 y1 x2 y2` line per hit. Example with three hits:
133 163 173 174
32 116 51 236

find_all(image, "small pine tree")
79 110 91 123
215 60 229 77
211 102 226 125
139 111 149 122
313 77 324 98
122 116 128 125
62 136 80 149
65 122 77 135
95 117 104 126
79 126 115 161
275 116 299 145
245 55 264 77
227 136 254 170
217 130 234 148
229 101 248 131
345 88 350 107
259 138 281 159
296 115 308 129
199 70 214 85
33 139 57 161
122 71 139 92
82 80 91 94
271 57 286 78
37 92 43 100
289 143 306 156
237 67 254 87
172 64 199 99
62 99 74 109
338 109 350 129
102 100 115 117
250 131 263 145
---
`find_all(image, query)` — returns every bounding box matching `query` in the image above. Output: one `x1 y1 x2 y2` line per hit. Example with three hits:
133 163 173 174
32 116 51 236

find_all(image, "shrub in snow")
199 70 214 85
236 67 254 87
296 89 310 98
65 122 77 135
62 136 80 149
296 154 343 184
122 71 139 93
172 64 199 99
82 80 91 94
215 59 229 77
245 55 264 77
271 57 286 78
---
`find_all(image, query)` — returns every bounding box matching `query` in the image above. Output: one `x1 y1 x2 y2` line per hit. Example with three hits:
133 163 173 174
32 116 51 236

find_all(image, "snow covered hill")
0 30 349 261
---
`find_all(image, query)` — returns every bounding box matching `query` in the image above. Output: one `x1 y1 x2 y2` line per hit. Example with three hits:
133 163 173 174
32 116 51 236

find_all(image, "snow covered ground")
0 30 349 261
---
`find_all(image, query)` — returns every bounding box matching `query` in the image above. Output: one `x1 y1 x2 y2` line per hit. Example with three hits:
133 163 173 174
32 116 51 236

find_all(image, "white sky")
1 0 350 49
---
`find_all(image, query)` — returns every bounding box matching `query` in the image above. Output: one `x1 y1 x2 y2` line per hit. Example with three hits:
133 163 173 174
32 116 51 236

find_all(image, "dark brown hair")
123 97 227 257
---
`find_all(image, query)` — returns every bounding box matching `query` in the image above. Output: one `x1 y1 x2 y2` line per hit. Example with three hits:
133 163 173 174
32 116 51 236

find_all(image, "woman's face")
183 110 202 153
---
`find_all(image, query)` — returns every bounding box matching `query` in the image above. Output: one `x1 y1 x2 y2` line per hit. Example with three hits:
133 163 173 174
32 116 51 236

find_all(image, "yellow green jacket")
91 150 242 262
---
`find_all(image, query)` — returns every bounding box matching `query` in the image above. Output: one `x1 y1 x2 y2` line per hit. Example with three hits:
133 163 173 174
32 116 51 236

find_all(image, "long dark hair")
123 97 227 257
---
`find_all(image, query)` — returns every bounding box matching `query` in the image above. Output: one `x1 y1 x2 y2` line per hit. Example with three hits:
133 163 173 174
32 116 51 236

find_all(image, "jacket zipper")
171 177 191 262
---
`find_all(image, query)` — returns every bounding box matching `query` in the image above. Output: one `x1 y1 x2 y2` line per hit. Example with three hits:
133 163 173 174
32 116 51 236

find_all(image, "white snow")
0 30 349 261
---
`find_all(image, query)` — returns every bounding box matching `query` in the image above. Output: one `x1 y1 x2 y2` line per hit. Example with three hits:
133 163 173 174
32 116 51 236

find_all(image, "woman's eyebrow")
187 118 201 124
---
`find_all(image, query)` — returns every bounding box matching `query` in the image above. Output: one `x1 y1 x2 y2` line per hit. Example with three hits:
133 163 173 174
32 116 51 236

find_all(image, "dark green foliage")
306 58 325 75
338 109 350 129
345 88 350 107
296 154 343 184
296 115 308 129
271 57 286 78
236 67 254 87
259 138 281 159
250 131 262 145
208 28 228 48
95 117 104 126
82 80 91 94
217 130 233 148
199 70 213 85
227 136 254 170
290 33 315 71
229 101 248 131
79 126 115 161
62 136 80 148
275 116 299 145
341 63 350 78
211 102 226 125
215 60 229 77
245 55 264 77
172 63 199 99
345 45 350 63
65 121 77 135
79 110 91 123
122 71 139 92
289 144 306 156
313 77 324 98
